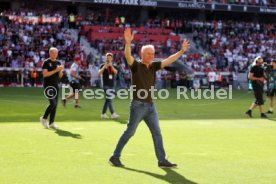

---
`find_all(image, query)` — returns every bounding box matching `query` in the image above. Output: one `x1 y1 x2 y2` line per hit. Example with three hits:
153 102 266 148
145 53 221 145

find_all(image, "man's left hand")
181 39 190 53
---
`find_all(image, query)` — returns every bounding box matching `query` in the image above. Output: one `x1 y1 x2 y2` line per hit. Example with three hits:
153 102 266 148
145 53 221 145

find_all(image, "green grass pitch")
0 87 276 184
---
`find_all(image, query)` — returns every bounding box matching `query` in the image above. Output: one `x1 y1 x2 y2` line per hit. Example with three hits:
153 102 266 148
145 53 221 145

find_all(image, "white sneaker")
40 116 49 129
49 123 59 129
101 113 109 119
111 113 119 119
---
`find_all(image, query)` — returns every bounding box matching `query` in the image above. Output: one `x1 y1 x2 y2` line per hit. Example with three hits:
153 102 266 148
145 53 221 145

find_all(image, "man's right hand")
104 62 110 69
259 77 265 82
107 62 113 67
56 65 64 72
124 28 134 44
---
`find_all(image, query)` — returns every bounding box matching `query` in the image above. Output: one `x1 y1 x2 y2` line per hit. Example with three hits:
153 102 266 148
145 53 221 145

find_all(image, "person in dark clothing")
40 47 64 129
109 28 190 168
245 56 268 118
265 59 276 114
98 53 119 119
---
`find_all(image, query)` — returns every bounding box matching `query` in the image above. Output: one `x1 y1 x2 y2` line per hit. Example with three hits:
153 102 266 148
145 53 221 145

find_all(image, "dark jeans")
209 82 215 89
43 86 59 124
113 100 166 162
252 82 264 105
102 86 115 114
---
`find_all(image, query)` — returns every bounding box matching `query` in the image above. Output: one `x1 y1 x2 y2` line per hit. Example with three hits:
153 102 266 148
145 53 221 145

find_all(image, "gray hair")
49 47 58 53
252 56 262 66
141 45 155 54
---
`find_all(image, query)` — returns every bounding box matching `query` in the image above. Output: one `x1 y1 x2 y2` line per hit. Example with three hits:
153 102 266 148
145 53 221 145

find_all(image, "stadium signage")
5 15 61 24
178 2 205 9
90 0 276 14
140 0 157 7
93 0 139 5
260 7 276 13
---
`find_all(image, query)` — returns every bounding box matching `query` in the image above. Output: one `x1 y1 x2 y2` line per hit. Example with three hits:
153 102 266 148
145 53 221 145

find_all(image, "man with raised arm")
109 28 190 168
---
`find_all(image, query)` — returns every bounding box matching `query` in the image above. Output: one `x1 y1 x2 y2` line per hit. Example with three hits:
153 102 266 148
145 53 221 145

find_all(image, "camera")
263 62 273 74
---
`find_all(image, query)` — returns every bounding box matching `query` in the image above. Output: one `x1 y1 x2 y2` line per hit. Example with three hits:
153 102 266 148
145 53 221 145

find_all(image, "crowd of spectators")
0 10 87 68
0 6 275 88
0 9 87 86
83 17 275 73
190 20 275 72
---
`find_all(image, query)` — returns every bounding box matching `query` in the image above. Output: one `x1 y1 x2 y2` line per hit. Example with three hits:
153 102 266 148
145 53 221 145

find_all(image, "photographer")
98 53 119 119
245 56 268 118
62 56 82 108
266 59 276 114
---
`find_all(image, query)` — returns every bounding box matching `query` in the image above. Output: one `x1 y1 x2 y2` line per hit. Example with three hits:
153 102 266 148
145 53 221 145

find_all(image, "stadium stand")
0 0 275 89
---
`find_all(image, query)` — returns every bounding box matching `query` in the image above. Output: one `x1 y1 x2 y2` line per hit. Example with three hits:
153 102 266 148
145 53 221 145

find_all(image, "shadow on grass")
113 118 128 124
54 129 82 139
120 167 197 184
268 118 276 122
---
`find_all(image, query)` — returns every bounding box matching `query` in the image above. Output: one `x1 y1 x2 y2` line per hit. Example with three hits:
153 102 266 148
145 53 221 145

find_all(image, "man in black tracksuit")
40 47 64 129
245 56 267 118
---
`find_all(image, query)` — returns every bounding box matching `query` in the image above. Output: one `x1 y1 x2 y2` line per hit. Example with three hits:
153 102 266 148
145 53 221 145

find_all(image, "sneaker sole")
108 161 124 167
41 123 48 129
49 125 59 129
40 118 49 129
245 113 252 118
